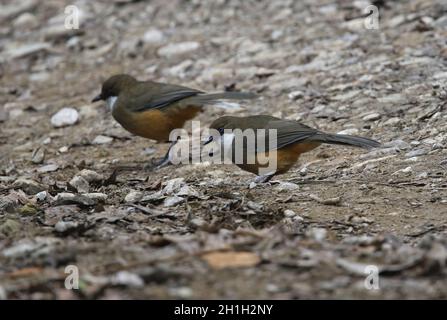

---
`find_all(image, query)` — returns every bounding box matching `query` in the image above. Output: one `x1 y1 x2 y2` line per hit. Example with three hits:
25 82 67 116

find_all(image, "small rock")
362 113 381 121
37 164 59 173
51 107 79 128
247 201 263 212
125 191 143 203
54 193 96 206
35 191 48 202
383 117 401 126
275 182 299 191
405 149 428 158
157 42 200 57
1 42 50 60
288 90 304 100
59 146 69 153
112 271 144 288
308 227 327 242
337 128 359 135
284 209 304 221
78 169 104 183
384 139 410 150
163 60 193 78
54 221 78 233
13 12 38 29
142 29 164 44
169 287 193 298
92 135 113 145
84 193 107 202
31 147 45 164
13 178 46 194
69 176 90 193
164 196 185 207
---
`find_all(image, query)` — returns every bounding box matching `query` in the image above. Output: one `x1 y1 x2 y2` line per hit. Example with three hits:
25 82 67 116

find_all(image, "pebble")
31 147 45 164
35 191 48 202
362 113 381 121
84 193 108 202
142 29 164 44
164 196 185 207
288 90 304 100
13 178 46 195
69 176 90 193
124 191 143 203
1 42 50 61
54 193 96 206
383 117 401 126
50 108 79 128
308 227 327 242
275 182 299 191
284 209 303 221
337 128 359 135
13 12 38 29
78 169 104 183
37 164 59 173
384 139 411 150
54 221 78 233
112 271 144 288
157 42 200 57
92 135 113 145
405 149 428 158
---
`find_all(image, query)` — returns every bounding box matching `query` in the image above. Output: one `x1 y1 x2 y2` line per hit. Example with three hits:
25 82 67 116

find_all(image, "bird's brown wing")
245 119 319 153
125 81 203 112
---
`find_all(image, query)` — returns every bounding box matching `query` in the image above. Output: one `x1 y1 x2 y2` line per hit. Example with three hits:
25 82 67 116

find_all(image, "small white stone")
84 193 108 201
362 113 381 121
157 42 200 57
275 182 299 191
69 176 90 193
337 128 359 135
78 169 104 183
288 90 304 100
124 191 143 203
59 146 69 153
51 107 79 128
142 29 164 44
35 191 48 201
55 221 78 233
92 135 113 145
164 196 185 207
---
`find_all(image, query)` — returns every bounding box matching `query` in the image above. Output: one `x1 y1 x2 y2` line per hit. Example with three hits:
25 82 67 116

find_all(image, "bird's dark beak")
91 94 103 103
203 136 213 146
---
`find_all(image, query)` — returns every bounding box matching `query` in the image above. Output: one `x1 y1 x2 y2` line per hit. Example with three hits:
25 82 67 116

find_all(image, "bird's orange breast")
236 141 321 175
112 103 202 142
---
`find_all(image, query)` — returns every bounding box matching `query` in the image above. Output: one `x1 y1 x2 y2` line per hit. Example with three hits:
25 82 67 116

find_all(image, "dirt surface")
1 0 447 299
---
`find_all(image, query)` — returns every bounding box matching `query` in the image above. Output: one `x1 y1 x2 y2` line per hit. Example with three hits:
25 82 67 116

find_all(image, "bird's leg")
253 173 275 184
144 141 177 170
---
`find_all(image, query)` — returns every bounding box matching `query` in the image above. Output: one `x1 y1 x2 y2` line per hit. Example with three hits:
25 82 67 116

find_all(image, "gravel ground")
0 0 447 299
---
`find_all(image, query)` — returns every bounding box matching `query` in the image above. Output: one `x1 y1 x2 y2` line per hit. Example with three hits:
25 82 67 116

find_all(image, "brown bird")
205 115 380 183
91 74 256 167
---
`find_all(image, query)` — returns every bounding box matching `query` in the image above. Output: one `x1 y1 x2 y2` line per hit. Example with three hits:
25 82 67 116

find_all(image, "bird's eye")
218 128 224 135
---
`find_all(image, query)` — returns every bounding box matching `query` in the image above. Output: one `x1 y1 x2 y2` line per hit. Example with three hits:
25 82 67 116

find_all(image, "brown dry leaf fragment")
201 251 261 270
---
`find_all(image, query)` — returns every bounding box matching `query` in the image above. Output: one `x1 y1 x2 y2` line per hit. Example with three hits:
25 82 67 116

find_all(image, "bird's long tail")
312 133 380 149
182 92 257 109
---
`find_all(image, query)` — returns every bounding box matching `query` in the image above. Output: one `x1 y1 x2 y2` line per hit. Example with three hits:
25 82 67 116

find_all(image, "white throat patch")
106 96 118 111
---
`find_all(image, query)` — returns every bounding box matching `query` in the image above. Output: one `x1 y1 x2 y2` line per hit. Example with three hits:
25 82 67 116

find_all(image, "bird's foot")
250 174 275 187
143 156 172 171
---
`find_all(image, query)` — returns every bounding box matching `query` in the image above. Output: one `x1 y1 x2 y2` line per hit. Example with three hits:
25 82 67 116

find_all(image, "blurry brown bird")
205 115 380 183
92 74 256 167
